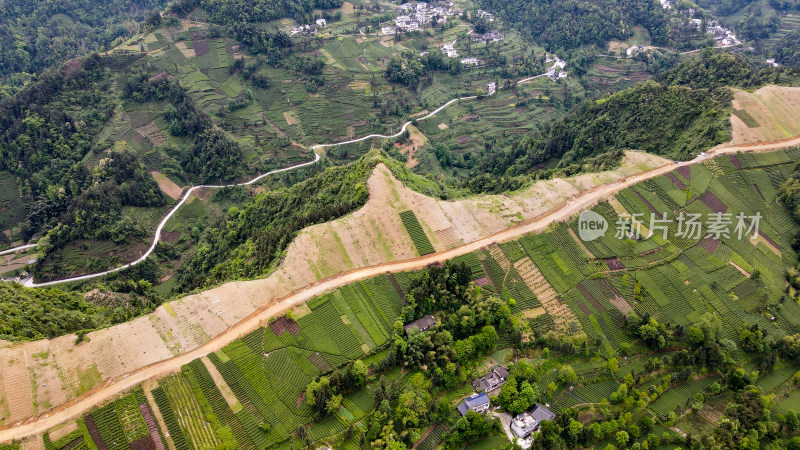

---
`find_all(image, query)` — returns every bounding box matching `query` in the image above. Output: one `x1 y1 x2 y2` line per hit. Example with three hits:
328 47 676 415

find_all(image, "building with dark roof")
511 403 556 438
472 366 509 392
403 315 436 334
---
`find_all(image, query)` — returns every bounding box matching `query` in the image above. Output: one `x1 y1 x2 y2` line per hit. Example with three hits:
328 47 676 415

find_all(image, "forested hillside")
0 0 168 92
174 150 453 291
0 281 161 341
477 50 796 179
476 0 671 50
169 0 342 23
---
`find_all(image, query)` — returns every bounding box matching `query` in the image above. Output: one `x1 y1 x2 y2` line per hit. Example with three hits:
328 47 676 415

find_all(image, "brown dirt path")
0 138 795 442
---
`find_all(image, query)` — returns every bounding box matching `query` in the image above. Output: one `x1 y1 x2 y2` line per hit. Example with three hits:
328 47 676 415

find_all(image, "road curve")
21 94 476 288
0 137 795 441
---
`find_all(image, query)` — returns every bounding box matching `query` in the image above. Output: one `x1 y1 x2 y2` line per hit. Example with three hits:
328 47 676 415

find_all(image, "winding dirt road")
0 135 796 441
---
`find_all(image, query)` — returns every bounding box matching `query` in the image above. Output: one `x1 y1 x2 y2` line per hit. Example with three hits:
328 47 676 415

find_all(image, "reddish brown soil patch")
676 165 691 182
387 273 405 299
132 133 143 143
139 402 166 450
729 154 742 169
576 299 592 315
697 236 720 253
577 283 605 312
665 172 687 190
269 316 300 336
633 190 658 214
460 114 478 122
226 45 239 54
308 352 331 372
753 184 766 201
129 436 158 450
160 230 180 243
352 119 367 127
605 257 625 271
474 276 491 287
457 135 472 144
699 191 727 213
149 71 175 82
64 59 83 79
194 40 210 56
84 415 108 450
296 391 306 408
744 218 781 250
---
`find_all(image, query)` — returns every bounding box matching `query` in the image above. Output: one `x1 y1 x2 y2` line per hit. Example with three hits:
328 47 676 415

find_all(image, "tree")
558 365 578 384
607 357 619 374
617 430 630 448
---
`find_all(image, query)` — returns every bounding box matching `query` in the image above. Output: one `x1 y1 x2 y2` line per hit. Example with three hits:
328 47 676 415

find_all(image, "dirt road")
0 137 795 441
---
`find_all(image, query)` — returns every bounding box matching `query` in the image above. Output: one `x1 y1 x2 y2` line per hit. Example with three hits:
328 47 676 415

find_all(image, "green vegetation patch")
399 210 435 255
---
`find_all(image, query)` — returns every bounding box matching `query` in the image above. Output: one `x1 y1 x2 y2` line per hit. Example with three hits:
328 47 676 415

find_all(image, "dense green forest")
476 0 671 51
478 80 731 177
775 30 800 67
0 0 168 92
175 154 373 291
169 0 342 24
477 50 797 180
0 55 171 274
0 281 161 341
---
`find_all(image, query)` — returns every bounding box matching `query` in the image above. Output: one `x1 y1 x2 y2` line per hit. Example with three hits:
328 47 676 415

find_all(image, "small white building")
461 57 479 66
511 404 556 439
442 43 459 58
766 58 780 67
382 26 396 35
316 18 327 27
626 45 644 57
486 81 496 96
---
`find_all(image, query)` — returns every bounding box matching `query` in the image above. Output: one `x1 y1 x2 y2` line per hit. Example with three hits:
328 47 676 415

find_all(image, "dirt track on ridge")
0 135 795 442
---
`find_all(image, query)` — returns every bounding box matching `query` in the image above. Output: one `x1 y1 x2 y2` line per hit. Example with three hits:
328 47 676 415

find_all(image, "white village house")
511 403 556 439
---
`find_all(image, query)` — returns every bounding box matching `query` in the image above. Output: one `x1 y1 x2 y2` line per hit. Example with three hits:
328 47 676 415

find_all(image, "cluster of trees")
175 152 376 291
385 50 464 85
0 0 167 88
770 0 800 9
477 0 670 51
229 27 325 89
658 49 792 89
122 69 244 182
36 146 166 269
0 280 161 342
305 360 368 419
698 0 757 15
360 372 433 448
496 359 541 414
0 55 172 274
443 412 501 449
479 79 732 177
176 0 342 25
736 3 780 41
774 30 800 68
386 263 513 387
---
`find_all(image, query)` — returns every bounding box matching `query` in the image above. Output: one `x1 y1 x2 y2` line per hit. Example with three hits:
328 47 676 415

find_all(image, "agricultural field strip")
1 136 794 441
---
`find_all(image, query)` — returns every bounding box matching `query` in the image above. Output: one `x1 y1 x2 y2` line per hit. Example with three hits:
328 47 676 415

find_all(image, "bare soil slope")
730 85 800 144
